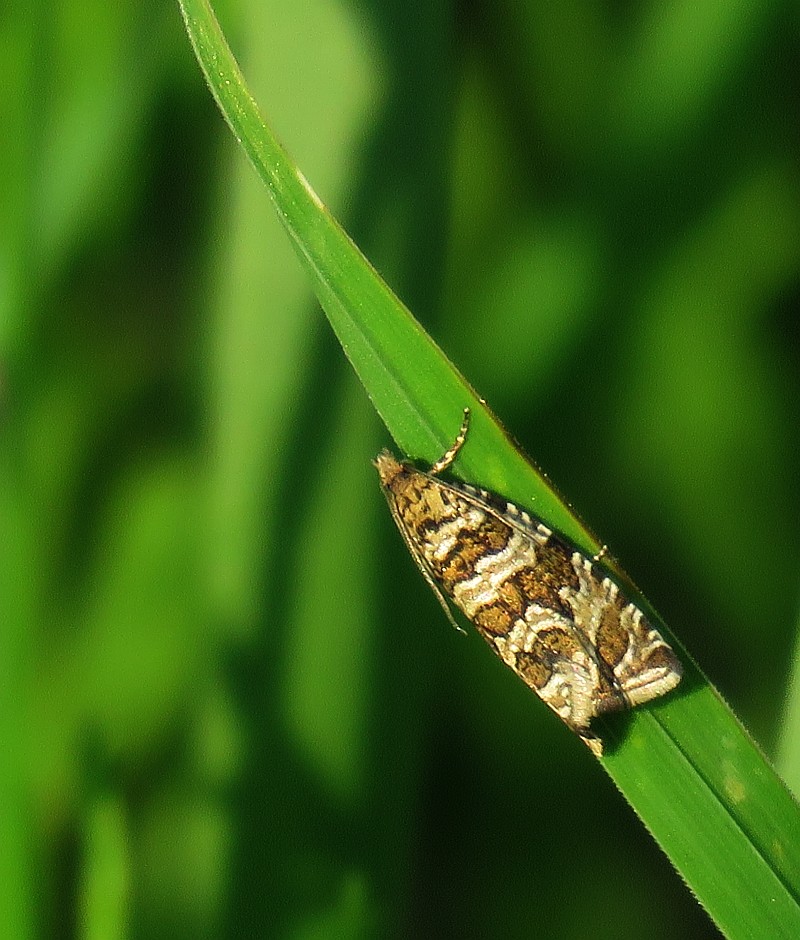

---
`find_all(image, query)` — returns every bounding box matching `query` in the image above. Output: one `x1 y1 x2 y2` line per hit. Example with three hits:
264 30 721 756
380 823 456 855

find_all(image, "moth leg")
400 526 467 634
388 497 467 635
430 408 471 476
592 544 609 562
426 577 467 636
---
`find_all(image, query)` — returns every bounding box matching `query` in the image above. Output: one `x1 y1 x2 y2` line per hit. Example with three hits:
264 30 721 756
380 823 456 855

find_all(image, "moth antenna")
430 408 471 476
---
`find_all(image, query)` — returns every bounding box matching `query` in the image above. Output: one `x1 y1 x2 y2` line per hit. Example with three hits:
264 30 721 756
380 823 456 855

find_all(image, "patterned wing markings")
375 412 681 755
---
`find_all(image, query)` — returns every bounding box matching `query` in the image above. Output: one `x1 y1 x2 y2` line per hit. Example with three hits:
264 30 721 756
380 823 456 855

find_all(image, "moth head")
373 450 405 488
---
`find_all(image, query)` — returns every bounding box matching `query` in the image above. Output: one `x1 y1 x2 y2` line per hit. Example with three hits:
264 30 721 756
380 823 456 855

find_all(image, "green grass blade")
776 606 800 798
177 1 800 935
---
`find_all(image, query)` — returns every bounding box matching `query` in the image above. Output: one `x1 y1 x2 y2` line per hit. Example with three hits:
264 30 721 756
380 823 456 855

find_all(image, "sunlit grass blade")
177 1 800 935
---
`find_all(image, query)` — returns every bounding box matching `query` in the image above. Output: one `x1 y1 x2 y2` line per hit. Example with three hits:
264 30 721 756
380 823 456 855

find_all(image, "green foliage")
4 1 800 937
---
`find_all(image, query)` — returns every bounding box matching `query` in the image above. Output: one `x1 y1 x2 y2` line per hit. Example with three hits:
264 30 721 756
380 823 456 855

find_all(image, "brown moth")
374 410 682 756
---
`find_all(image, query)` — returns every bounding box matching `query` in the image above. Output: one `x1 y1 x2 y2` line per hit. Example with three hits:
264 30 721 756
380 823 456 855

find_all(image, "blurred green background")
3 1 800 937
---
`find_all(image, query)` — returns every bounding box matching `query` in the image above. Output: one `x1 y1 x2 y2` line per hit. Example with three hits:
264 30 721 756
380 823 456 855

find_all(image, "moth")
374 410 682 755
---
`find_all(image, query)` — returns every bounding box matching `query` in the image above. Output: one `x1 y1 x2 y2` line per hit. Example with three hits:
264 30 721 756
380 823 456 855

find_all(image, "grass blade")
177 1 800 934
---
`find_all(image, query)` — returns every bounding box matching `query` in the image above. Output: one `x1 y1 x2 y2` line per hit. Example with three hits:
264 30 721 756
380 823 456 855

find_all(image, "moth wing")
425 477 619 658
427 474 681 706
607 602 683 707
